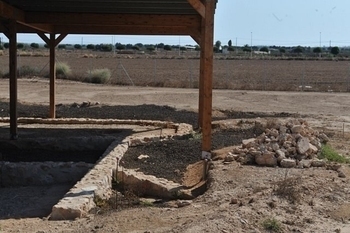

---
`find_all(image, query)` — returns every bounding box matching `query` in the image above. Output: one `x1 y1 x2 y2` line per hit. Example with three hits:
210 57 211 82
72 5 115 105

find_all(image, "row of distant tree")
0 42 198 52
0 40 343 55
215 40 341 55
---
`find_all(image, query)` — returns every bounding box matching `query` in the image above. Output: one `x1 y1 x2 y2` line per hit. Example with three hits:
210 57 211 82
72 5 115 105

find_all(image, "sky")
2 0 350 47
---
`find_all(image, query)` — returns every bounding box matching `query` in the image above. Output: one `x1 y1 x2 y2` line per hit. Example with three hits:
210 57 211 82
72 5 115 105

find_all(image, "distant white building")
254 51 270 55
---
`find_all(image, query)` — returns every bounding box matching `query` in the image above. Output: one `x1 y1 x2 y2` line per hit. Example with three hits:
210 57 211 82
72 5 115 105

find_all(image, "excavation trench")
0 120 202 220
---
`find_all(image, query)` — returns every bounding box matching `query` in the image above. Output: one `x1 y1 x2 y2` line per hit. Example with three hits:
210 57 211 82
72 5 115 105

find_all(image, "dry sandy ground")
0 78 350 233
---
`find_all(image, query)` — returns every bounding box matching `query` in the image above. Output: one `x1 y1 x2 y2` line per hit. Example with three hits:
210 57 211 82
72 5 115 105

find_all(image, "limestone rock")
237 119 329 168
238 153 255 165
280 159 296 168
308 143 318 154
311 159 326 167
224 153 238 162
299 159 312 168
242 138 256 149
297 137 310 154
319 133 329 143
255 152 277 167
291 125 303 134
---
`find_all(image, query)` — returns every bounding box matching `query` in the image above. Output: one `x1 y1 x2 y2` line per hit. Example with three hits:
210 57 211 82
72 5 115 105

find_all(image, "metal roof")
0 0 218 37
2 0 198 14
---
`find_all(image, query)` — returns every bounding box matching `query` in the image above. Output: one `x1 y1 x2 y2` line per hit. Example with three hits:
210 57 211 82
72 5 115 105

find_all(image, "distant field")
0 50 349 92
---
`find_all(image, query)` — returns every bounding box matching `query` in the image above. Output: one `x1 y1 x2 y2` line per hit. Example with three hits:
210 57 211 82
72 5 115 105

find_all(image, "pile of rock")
226 119 330 168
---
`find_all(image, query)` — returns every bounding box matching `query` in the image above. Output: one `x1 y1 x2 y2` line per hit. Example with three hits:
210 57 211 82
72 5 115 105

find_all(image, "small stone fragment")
338 171 346 178
230 198 238 204
138 154 150 160
176 200 192 208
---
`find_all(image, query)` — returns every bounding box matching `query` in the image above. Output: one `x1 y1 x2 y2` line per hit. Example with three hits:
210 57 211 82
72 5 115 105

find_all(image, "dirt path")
1 78 350 117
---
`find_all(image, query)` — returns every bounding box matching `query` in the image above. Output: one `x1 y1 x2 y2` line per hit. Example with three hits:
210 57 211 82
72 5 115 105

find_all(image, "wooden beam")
54 34 67 47
49 34 56 118
37 32 49 45
187 0 205 18
25 13 201 27
53 25 198 35
191 32 201 45
0 22 52 34
199 0 215 157
37 33 67 47
17 22 53 33
5 20 18 139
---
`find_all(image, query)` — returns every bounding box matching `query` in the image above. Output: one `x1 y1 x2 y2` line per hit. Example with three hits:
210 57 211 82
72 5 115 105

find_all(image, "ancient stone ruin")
225 118 331 168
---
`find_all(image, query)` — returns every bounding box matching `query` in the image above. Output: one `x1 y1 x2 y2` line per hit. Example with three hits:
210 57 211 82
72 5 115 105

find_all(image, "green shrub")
30 43 39 49
86 44 95 50
57 44 66 49
3 65 39 78
100 44 112 52
262 218 282 232
86 68 111 84
56 62 72 79
74 44 82 49
17 43 24 49
320 144 350 163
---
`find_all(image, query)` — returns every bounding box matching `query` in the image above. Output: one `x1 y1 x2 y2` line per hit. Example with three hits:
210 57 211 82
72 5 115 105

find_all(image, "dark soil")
117 126 264 184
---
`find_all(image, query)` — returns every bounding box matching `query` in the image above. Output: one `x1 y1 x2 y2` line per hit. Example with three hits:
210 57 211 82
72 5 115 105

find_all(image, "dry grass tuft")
274 172 302 204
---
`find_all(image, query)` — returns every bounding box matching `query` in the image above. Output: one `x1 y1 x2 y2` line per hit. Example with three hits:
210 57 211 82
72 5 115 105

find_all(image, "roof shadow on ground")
0 184 73 220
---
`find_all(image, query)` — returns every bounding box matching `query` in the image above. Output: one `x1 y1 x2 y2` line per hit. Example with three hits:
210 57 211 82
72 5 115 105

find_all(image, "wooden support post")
37 33 67 118
8 20 18 139
199 0 215 157
49 34 56 118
